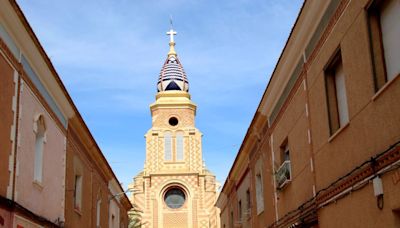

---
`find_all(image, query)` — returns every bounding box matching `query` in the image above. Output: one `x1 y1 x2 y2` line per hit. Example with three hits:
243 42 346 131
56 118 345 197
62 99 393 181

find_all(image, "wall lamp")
109 188 138 201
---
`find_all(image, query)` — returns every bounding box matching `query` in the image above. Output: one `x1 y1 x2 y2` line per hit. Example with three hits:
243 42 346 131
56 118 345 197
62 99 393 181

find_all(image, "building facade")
217 0 400 227
0 0 132 227
130 29 220 228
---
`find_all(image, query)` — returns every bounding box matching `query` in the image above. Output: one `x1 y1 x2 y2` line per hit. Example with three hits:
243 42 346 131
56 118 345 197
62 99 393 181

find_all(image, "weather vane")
169 15 174 29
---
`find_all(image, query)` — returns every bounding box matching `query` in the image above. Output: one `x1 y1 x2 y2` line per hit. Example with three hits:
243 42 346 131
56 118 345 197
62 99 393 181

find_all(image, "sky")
17 0 303 189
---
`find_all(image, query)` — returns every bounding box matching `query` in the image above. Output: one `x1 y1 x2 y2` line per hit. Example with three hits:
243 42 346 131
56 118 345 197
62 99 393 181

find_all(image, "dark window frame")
367 0 389 91
324 49 347 135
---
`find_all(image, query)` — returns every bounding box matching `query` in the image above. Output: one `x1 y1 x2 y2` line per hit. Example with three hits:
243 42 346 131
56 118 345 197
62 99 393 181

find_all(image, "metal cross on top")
167 29 177 43
167 17 177 43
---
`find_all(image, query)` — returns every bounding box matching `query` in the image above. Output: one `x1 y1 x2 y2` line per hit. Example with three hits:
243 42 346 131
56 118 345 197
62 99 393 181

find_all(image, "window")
164 187 186 209
246 189 251 210
276 140 292 189
168 117 179 126
238 200 242 220
176 132 184 161
255 173 264 214
230 211 233 228
33 115 46 183
96 199 101 227
74 174 82 211
109 201 120 228
164 131 172 161
394 209 400 227
281 141 290 164
325 51 349 134
368 0 400 90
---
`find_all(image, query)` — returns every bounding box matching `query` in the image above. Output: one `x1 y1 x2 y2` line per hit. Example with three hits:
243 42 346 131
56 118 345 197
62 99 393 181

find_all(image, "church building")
130 28 220 228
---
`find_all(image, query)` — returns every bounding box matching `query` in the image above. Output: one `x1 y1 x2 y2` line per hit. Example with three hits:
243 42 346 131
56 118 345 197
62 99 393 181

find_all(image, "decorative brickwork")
131 91 219 228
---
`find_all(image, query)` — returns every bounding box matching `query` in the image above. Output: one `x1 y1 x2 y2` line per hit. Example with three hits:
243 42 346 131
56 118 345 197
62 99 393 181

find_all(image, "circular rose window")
164 187 186 209
168 117 179 126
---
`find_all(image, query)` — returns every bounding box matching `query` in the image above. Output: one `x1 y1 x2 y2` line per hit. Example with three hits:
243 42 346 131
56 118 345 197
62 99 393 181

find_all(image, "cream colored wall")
151 108 195 128
132 90 219 228
144 128 203 175
270 86 314 217
219 0 400 227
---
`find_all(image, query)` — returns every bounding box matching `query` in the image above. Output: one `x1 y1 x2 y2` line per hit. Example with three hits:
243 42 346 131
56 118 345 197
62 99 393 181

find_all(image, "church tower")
130 28 219 228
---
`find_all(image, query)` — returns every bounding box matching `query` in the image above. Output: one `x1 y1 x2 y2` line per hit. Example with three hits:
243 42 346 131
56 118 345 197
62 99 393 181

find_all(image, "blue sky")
17 0 303 189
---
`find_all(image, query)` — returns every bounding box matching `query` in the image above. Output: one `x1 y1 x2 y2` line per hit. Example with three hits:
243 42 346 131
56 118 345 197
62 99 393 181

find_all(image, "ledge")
372 73 400 101
74 207 82 216
32 180 43 191
328 122 349 143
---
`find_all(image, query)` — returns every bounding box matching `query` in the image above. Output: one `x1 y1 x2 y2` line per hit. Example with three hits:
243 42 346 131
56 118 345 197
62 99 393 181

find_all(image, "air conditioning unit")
275 160 292 190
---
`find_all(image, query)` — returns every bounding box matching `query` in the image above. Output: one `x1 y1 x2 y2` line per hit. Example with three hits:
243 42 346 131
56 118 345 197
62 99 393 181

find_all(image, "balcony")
275 160 292 190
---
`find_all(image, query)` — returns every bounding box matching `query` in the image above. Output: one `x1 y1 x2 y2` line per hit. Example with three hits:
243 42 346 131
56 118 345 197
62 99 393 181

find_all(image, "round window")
168 117 179 126
164 187 186 209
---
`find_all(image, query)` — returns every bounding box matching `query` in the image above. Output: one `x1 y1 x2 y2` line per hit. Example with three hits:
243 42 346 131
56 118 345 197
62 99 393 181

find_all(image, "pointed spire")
166 17 177 57
157 19 189 93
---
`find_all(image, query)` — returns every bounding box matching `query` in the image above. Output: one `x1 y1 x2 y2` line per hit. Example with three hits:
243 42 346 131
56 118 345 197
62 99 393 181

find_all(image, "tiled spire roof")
157 28 189 92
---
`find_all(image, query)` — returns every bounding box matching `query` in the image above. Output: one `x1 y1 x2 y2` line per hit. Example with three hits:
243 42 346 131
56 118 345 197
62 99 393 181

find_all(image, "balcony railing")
275 160 292 190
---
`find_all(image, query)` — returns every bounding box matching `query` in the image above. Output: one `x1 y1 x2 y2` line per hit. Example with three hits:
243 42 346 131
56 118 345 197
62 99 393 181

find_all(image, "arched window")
176 131 184 161
33 115 46 183
164 131 172 161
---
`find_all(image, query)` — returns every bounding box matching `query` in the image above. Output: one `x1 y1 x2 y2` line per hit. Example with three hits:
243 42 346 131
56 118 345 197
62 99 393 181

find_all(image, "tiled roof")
157 54 189 92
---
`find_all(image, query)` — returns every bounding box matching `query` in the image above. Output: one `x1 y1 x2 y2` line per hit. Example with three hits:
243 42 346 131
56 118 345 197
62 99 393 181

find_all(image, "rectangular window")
325 51 349 134
255 173 264 214
276 140 292 189
394 209 400 227
33 115 46 183
246 189 251 210
380 0 400 80
230 211 233 228
176 132 184 161
368 0 400 90
164 132 172 161
280 141 290 164
109 201 120 228
74 174 82 211
34 133 44 182
238 200 242 220
96 199 101 227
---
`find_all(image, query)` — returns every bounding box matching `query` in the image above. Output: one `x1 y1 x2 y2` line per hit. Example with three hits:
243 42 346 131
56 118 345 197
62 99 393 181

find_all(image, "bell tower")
130 27 219 228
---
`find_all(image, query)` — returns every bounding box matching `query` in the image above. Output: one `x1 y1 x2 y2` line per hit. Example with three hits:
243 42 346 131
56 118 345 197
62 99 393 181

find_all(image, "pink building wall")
14 81 66 223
